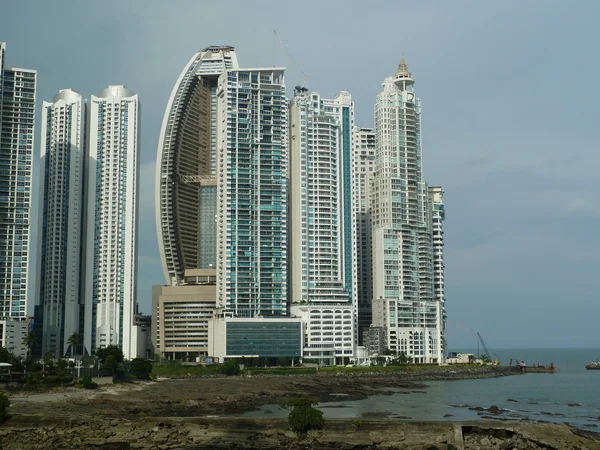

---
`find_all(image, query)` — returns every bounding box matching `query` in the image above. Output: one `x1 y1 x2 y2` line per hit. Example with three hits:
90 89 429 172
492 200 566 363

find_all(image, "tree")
0 346 15 364
95 345 124 365
23 332 38 360
0 391 10 423
219 359 241 376
43 352 55 373
283 398 324 433
56 358 68 374
66 333 82 357
104 355 118 374
130 358 153 380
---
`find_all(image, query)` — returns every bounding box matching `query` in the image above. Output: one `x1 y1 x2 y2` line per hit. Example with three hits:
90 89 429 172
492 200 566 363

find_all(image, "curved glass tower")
156 46 238 286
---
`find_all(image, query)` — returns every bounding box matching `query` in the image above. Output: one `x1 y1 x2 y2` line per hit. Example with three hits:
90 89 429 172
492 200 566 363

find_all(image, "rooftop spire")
396 57 411 78
393 56 414 89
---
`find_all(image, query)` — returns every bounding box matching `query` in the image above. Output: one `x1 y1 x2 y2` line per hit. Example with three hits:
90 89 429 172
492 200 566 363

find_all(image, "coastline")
4 366 598 449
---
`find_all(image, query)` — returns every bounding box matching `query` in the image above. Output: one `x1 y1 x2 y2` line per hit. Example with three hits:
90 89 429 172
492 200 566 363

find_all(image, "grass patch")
152 364 224 377
246 367 317 375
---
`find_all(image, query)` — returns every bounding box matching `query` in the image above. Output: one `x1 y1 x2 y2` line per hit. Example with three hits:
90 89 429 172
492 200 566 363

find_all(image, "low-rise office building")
208 316 303 362
152 269 217 360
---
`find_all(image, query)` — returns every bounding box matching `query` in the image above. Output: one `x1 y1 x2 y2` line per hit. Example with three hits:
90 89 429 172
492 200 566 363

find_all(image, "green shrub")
24 373 42 387
0 391 9 423
283 398 324 433
246 367 317 375
130 358 153 380
352 419 363 428
43 375 74 385
78 375 98 390
219 359 241 376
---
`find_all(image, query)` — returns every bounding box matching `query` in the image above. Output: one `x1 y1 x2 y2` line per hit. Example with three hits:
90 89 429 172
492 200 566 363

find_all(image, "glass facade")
198 184 216 269
226 321 301 357
217 69 288 317
157 47 238 285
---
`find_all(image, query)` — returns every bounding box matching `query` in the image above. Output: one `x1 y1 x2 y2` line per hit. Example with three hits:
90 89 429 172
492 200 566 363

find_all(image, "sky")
1 0 599 349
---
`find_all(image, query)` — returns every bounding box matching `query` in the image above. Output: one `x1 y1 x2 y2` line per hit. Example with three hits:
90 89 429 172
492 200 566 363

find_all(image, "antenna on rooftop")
273 29 308 88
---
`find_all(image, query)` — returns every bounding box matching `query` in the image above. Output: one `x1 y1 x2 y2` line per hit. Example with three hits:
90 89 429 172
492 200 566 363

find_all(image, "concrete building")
288 87 355 363
215 67 289 317
84 85 140 359
36 89 87 358
370 59 444 363
0 41 36 319
363 325 387 357
156 46 238 286
352 127 376 344
131 312 152 359
152 269 217 360
0 318 28 359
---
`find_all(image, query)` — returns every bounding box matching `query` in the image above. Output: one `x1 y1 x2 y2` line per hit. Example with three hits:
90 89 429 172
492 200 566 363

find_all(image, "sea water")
244 348 600 429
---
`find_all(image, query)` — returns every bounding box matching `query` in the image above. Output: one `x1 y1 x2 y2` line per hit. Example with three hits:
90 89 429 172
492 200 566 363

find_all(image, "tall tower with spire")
370 58 445 364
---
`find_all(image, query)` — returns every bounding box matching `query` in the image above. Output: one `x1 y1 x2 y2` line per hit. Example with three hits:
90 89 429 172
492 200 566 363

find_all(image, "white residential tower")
37 89 87 357
289 88 355 363
0 41 36 320
370 59 445 363
84 85 140 359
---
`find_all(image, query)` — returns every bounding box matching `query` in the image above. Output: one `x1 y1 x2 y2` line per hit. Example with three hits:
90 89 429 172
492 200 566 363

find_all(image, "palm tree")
67 333 81 358
23 331 38 360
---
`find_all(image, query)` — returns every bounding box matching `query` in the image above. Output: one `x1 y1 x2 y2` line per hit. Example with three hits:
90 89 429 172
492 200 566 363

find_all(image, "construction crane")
273 29 308 88
477 332 500 365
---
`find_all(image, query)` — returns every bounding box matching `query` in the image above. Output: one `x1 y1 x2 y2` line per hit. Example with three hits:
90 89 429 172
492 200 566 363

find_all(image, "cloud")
564 197 600 217
4 0 600 346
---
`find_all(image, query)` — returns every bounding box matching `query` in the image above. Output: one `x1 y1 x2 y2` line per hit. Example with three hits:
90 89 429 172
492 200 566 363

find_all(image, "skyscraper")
370 59 444 363
0 41 36 320
84 85 140 359
352 127 376 344
215 67 289 317
428 186 446 355
289 88 355 363
156 46 239 286
37 89 87 357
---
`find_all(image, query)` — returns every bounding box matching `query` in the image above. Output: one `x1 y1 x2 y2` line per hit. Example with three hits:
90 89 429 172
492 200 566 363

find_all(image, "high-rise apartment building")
352 127 376 344
289 88 355 362
215 67 289 317
84 85 140 359
36 89 87 357
370 59 444 363
156 46 238 286
0 42 36 319
428 186 446 353
153 47 237 360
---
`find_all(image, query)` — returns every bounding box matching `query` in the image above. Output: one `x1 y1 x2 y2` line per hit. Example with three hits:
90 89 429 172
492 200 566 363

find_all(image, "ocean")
244 348 600 429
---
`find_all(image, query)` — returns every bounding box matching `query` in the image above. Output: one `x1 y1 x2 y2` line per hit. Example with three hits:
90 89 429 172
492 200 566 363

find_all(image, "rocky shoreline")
1 416 598 449
152 365 521 415
4 366 597 449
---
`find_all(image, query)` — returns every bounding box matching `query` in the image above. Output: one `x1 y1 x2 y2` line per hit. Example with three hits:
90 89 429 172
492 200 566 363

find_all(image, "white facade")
37 89 86 357
290 304 354 364
428 186 446 356
84 86 140 359
288 88 356 360
370 59 443 364
351 127 376 343
0 319 28 359
0 41 36 319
